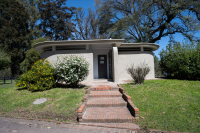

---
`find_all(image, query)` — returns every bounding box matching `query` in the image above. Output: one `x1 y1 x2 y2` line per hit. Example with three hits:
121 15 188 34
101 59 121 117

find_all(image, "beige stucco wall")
41 50 93 82
118 51 155 82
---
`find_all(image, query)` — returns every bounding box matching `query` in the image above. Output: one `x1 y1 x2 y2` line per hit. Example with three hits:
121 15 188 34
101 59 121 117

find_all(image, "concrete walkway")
0 117 140 133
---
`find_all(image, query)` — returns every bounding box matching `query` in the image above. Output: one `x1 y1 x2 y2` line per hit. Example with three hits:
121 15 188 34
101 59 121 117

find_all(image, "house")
33 39 159 83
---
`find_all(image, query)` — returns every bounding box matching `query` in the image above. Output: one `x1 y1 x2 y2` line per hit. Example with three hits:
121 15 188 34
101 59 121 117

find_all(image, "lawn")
0 80 86 122
121 79 200 132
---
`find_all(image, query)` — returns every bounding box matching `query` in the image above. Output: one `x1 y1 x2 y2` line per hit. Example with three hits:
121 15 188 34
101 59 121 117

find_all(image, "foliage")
95 0 200 43
0 0 30 75
53 55 89 87
0 50 11 71
0 68 12 78
126 63 150 84
74 7 109 40
16 59 55 92
20 48 41 74
159 42 200 80
122 79 200 132
38 0 76 40
32 37 49 47
154 55 163 77
20 37 49 74
17 0 42 42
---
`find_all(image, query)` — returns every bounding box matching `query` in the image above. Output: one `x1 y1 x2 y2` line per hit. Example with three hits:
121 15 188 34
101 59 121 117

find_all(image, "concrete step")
89 91 122 98
82 107 135 123
91 85 118 91
86 97 127 107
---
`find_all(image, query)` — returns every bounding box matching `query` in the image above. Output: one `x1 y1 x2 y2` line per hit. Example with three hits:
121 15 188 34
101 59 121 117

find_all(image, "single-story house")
33 39 159 83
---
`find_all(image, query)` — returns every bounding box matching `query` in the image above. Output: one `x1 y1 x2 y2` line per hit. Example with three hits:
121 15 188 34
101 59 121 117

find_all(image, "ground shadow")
16 87 27 91
0 83 13 85
55 83 87 89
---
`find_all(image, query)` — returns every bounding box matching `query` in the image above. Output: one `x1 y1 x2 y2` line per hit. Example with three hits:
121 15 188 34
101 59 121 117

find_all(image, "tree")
31 37 49 47
38 0 76 40
154 55 163 77
20 37 49 73
95 0 200 43
74 7 109 40
0 0 30 75
0 50 11 71
17 0 42 41
159 42 200 79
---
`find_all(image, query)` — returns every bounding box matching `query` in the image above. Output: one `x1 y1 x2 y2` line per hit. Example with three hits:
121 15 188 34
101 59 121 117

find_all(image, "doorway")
98 55 107 78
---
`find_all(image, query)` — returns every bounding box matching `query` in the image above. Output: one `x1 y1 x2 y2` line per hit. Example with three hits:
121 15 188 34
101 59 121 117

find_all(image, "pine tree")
0 0 30 75
38 0 76 40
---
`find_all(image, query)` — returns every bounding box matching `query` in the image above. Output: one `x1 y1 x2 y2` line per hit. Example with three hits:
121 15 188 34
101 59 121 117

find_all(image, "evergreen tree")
0 0 30 75
17 0 42 41
38 0 76 40
0 49 11 71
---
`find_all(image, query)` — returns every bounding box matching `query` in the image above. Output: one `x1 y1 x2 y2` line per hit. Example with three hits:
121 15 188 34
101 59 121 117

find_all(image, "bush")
126 63 150 84
20 48 41 73
159 42 200 80
16 59 55 92
53 55 89 87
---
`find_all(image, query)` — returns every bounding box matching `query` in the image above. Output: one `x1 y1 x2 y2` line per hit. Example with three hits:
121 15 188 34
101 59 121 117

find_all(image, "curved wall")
118 51 155 81
41 50 93 82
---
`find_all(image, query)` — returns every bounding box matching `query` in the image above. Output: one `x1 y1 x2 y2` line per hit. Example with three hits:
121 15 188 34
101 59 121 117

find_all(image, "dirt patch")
0 107 79 123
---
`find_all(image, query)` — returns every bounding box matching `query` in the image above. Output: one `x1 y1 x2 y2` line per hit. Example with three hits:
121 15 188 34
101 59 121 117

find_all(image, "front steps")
87 97 127 107
89 91 122 98
82 107 135 123
80 85 138 123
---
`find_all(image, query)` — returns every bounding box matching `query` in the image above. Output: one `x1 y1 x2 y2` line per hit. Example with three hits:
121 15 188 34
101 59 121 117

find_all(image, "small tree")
126 63 150 84
53 55 89 87
20 49 41 73
20 37 49 74
154 55 163 77
0 50 11 71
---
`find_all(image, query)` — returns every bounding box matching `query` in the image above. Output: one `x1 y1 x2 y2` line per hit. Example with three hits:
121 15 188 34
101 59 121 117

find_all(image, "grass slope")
121 79 200 132
0 81 85 122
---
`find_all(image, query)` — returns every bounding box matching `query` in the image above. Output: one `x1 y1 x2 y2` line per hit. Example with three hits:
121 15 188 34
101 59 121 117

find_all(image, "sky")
66 0 200 58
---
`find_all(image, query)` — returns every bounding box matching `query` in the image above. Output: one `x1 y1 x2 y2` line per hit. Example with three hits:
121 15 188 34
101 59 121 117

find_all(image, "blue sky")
66 0 200 58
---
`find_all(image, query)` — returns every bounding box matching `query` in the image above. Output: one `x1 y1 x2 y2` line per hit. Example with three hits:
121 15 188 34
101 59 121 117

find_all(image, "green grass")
0 80 16 89
121 79 200 132
0 81 85 122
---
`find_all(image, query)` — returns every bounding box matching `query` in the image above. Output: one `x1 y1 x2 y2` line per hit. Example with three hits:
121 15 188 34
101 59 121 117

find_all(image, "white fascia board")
33 39 125 52
120 43 159 51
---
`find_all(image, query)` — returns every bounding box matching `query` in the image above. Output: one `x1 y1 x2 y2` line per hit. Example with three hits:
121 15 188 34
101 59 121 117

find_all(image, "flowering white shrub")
53 55 89 87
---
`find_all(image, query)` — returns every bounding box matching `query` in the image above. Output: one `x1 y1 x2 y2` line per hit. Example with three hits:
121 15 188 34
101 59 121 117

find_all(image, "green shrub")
16 59 55 92
20 48 41 73
53 55 89 87
159 42 200 80
126 63 150 84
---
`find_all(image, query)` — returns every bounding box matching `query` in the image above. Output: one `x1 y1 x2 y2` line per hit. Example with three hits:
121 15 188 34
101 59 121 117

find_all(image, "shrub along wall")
159 42 200 80
53 55 89 87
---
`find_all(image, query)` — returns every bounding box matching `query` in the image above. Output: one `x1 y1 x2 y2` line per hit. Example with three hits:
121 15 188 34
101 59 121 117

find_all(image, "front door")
98 55 107 78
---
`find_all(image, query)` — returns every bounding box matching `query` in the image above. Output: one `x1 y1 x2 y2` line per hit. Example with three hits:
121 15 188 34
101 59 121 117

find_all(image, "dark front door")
98 55 107 78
